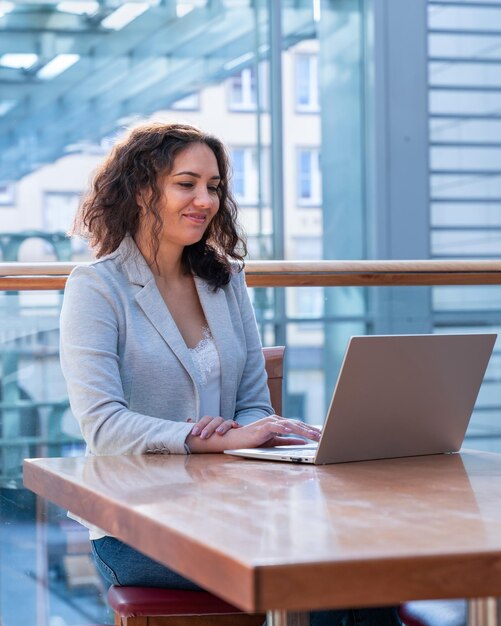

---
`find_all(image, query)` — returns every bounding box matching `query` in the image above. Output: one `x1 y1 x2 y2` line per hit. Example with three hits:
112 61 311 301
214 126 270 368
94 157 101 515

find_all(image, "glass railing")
2 260 501 626
3 259 501 483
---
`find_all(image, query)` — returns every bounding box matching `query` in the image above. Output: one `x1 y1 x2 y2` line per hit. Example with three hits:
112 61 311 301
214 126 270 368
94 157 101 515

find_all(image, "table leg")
267 610 309 626
468 598 501 626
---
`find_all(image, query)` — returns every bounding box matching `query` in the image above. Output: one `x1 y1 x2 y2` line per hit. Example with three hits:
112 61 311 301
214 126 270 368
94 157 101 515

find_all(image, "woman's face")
143 142 221 252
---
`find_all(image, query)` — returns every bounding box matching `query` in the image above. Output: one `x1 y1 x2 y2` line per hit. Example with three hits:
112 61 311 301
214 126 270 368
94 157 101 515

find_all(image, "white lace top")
188 326 221 418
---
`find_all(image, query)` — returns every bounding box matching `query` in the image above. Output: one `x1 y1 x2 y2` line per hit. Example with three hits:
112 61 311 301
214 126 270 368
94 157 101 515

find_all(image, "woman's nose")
193 188 211 207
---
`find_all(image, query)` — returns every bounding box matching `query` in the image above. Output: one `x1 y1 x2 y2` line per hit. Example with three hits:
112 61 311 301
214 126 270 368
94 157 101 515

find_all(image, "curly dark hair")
73 122 247 289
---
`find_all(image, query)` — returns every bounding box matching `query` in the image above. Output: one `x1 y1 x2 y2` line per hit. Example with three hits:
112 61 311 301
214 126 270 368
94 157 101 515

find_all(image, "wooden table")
24 450 501 626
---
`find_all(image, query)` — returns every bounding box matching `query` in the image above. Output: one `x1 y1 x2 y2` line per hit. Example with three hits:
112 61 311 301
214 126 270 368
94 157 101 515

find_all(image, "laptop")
224 333 496 465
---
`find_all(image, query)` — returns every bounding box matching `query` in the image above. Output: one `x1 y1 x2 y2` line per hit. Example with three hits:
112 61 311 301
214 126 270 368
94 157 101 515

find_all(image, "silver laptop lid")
314 333 496 464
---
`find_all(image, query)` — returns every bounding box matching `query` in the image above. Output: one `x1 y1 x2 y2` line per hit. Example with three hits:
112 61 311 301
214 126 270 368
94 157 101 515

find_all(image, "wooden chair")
108 346 285 626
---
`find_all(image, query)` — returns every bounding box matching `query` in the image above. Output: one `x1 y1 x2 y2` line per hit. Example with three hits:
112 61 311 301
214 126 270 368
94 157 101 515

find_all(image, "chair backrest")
262 346 285 416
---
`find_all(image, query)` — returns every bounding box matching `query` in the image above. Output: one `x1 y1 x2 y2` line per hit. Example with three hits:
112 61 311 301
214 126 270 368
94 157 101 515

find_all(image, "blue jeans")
91 537 402 626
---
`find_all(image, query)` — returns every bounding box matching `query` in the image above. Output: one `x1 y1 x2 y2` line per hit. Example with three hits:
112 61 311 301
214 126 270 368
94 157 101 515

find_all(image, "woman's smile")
182 211 210 225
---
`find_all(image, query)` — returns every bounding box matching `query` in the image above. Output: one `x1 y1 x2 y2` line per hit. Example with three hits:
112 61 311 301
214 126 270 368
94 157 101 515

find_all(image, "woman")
60 122 402 625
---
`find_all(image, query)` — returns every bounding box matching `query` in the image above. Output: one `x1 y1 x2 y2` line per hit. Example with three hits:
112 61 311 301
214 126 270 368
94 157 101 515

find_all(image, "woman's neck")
134 234 185 282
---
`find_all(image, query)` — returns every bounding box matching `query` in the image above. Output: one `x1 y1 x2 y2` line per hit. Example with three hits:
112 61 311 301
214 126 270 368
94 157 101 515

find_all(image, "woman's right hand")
224 415 321 449
186 415 321 453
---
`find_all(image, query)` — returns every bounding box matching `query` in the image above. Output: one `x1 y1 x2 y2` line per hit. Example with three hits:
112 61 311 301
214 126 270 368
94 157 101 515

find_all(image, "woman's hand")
189 416 240 439
186 415 321 453
224 415 321 449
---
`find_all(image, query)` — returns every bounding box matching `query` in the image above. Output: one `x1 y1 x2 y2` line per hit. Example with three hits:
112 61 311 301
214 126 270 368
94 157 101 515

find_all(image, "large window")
231 147 259 205
429 3 501 262
8 3 501 623
228 65 267 111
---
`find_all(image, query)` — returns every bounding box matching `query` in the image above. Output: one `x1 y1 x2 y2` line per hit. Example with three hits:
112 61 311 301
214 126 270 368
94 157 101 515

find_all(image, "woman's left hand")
189 415 240 439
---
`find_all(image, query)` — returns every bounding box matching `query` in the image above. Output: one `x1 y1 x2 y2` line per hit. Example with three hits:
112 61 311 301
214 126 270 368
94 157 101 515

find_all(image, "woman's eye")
208 186 219 194
179 182 193 189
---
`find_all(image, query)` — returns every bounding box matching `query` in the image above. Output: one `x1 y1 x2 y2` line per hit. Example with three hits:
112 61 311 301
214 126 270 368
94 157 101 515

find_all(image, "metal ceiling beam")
0 8 101 32
0 4 178 132
0 31 108 54
0 83 36 97
0 67 29 81
0 5 232 141
0 2 316 181
1 10 258 155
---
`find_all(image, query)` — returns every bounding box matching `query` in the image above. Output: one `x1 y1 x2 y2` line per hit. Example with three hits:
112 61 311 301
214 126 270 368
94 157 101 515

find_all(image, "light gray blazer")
60 237 273 456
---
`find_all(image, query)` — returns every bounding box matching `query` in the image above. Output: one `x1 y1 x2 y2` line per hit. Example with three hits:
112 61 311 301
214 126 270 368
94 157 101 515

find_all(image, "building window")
230 147 258 205
228 65 267 111
44 191 87 253
295 54 319 112
297 148 322 206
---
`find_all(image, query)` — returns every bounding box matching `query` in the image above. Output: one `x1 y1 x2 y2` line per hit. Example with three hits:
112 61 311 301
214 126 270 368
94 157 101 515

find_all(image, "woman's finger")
200 416 225 439
215 420 239 435
191 415 214 436
266 421 293 435
268 415 321 440
273 419 320 441
294 421 321 440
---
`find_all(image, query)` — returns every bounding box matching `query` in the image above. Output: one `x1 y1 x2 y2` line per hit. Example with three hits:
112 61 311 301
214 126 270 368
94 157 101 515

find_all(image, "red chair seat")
398 604 429 626
107 586 244 618
109 587 423 625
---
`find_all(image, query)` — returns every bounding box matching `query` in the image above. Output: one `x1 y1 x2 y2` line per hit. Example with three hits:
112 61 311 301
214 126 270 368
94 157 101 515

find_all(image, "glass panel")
0 291 84 488
281 287 501 456
2 285 499 464
433 285 501 311
4 279 501 625
0 290 108 625
428 0 501 271
0 0 282 620
14 0 501 623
